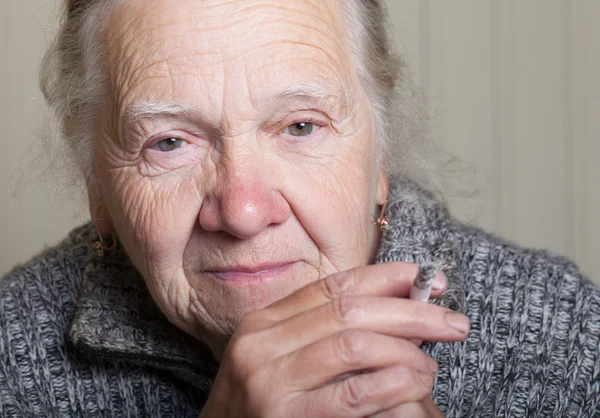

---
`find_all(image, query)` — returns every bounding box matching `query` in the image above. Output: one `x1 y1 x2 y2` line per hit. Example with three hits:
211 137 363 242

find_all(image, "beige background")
1 0 598 284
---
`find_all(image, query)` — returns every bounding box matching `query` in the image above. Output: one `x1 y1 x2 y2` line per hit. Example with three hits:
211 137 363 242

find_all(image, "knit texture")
1 179 599 417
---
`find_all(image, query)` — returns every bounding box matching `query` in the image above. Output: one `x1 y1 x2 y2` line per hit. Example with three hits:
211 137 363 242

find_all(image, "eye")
285 122 315 137
153 138 184 152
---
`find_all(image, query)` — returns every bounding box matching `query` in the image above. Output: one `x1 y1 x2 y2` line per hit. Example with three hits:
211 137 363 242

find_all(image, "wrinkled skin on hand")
200 263 466 417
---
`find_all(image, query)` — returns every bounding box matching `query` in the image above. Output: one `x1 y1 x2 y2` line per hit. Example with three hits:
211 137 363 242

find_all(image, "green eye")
287 122 314 137
155 138 183 152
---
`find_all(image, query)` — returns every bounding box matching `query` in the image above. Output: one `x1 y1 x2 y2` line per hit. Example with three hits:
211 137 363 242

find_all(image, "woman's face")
92 0 388 354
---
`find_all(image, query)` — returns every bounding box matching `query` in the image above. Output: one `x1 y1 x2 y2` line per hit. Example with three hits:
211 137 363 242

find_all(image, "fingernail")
445 312 470 334
431 271 447 291
427 358 439 375
410 338 423 347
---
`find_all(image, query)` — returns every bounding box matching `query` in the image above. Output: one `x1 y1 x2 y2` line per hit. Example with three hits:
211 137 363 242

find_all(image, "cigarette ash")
414 262 437 290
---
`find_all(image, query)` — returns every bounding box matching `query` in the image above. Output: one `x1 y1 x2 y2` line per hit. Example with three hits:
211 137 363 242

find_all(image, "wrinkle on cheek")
164 266 190 316
122 181 159 240
100 149 141 173
294 156 373 269
108 181 156 255
188 286 230 335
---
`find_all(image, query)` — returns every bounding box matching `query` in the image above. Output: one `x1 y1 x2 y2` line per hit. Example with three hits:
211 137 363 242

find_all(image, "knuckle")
323 268 359 299
227 334 248 362
334 330 368 366
226 333 257 377
331 296 363 325
338 375 368 409
405 368 434 398
386 366 432 403
403 343 422 367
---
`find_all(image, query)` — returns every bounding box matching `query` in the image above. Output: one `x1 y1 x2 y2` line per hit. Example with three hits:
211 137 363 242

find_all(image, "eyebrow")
123 101 191 127
121 83 350 127
276 83 348 103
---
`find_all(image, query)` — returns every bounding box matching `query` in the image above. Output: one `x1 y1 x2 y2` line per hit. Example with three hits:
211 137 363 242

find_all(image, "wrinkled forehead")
101 0 355 103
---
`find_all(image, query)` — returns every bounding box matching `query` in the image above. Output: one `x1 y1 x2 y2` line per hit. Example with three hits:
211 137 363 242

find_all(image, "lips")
204 261 298 284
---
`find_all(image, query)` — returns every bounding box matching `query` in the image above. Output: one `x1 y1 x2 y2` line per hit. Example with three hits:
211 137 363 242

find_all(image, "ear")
87 182 115 236
376 167 389 205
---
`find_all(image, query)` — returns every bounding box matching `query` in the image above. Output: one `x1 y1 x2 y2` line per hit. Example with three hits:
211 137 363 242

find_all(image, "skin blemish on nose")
244 202 256 216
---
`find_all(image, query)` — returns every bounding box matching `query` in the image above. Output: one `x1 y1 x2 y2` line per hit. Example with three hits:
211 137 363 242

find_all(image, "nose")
198 156 290 239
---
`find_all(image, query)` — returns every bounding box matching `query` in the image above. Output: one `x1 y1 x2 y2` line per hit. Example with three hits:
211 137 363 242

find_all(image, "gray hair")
40 0 436 192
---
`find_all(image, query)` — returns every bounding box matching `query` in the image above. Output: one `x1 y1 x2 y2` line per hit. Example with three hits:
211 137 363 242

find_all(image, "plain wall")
1 0 88 277
386 0 599 283
1 0 598 285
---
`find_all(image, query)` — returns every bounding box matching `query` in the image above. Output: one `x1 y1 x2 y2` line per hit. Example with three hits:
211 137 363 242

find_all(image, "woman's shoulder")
454 220 599 336
0 223 204 416
454 220 597 296
1 222 94 297
0 223 93 414
0 222 95 331
449 221 600 416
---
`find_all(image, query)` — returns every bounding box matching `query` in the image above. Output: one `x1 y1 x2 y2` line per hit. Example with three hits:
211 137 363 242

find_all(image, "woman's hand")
370 396 445 417
200 262 469 418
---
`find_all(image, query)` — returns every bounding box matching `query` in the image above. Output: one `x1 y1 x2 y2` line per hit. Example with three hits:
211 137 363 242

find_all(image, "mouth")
203 261 299 284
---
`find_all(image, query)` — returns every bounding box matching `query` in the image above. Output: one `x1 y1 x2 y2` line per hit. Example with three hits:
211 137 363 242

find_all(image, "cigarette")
409 262 437 302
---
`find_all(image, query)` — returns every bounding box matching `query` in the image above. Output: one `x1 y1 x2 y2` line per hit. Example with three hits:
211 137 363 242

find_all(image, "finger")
274 330 438 390
295 364 433 418
422 396 446 417
263 296 470 354
410 338 424 347
264 262 448 322
371 397 445 418
370 402 428 418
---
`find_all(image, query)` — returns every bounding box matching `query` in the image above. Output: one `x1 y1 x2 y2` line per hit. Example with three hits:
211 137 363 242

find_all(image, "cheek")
104 166 203 274
283 130 377 270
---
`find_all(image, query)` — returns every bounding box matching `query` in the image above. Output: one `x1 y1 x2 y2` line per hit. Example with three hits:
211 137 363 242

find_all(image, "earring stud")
93 226 117 257
375 199 390 231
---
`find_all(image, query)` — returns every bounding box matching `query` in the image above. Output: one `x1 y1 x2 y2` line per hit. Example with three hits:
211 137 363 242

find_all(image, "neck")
368 226 383 264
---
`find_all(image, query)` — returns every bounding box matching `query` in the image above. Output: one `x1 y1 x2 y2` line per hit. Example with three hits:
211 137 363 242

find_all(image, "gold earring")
93 226 117 257
375 199 390 231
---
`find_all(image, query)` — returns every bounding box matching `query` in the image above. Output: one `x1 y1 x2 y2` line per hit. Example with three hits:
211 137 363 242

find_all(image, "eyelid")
281 119 325 138
144 130 194 150
287 118 326 128
279 111 330 131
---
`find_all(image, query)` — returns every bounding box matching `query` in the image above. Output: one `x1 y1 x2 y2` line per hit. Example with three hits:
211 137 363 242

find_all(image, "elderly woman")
1 0 599 416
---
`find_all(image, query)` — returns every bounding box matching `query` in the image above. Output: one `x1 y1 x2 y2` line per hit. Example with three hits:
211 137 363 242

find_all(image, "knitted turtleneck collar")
68 179 465 394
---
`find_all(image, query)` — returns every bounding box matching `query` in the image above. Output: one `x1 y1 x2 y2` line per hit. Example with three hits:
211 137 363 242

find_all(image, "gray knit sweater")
1 180 599 417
